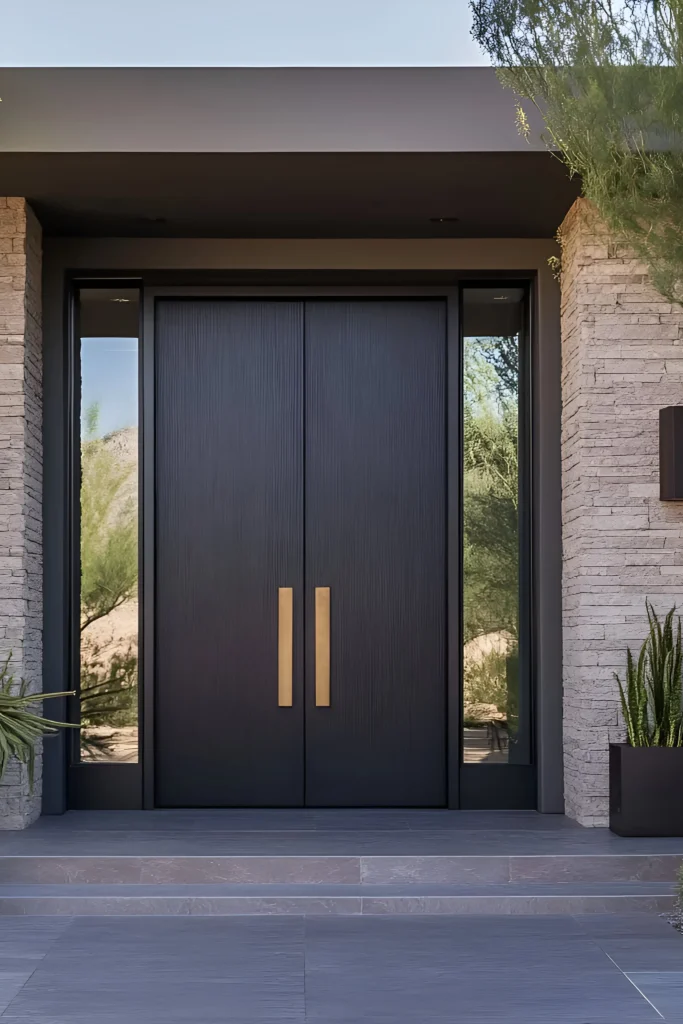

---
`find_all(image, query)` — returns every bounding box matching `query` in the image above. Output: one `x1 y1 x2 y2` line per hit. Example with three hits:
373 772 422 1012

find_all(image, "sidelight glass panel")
77 288 140 762
462 287 530 765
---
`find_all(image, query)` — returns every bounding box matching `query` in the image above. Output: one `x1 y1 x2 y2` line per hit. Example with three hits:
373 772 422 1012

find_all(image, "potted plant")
0 654 75 789
610 601 683 836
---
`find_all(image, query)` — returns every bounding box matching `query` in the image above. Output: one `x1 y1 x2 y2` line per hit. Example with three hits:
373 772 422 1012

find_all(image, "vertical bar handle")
278 587 293 707
315 587 331 707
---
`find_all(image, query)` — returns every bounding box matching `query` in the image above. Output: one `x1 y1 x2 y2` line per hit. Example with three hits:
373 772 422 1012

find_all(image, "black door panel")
304 301 447 806
155 300 304 806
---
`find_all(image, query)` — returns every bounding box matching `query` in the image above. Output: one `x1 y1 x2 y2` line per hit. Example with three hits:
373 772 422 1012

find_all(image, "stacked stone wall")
561 198 683 825
0 199 42 829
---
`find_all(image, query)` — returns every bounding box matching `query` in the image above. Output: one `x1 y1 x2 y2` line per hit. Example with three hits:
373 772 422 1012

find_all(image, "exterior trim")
0 68 544 154
41 238 563 814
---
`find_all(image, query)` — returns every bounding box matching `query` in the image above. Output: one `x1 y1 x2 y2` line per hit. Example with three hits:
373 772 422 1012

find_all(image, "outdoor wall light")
659 406 683 500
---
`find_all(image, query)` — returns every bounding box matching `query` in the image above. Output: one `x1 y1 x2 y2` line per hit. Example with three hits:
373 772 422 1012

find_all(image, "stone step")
0 853 680 885
0 881 675 915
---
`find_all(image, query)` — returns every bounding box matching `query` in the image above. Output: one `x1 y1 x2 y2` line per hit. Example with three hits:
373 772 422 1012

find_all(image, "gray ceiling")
0 152 579 238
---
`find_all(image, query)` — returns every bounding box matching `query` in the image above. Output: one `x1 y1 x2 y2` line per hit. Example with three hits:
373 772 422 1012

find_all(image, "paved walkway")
3 809 683 855
0 913 680 1022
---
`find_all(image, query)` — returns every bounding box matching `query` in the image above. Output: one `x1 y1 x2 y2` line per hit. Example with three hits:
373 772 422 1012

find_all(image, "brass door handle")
278 587 293 707
315 587 331 707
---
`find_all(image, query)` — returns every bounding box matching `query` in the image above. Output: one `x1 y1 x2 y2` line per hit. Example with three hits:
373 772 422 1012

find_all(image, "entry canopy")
0 67 579 237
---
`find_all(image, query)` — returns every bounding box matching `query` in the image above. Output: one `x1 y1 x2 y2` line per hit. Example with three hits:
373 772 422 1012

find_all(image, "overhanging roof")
0 68 545 153
0 68 579 237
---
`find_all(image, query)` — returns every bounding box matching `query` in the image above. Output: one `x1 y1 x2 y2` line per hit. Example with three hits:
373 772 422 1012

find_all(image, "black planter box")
609 743 683 836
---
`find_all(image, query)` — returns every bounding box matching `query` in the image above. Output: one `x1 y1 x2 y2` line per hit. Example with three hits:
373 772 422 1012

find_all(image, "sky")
0 0 486 67
81 339 138 439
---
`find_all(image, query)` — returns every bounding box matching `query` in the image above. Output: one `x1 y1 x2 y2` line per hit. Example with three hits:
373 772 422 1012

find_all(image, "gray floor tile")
303 915 660 1022
0 855 361 885
304 960 656 1023
627 971 683 1021
5 982 305 1022
0 809 582 834
0 1018 300 1024
0 921 71 960
37 915 304 969
0 973 37 1016
590 936 683 972
2 917 305 1021
0 810 682 857
0 881 675 896
574 913 681 937
0 913 672 1023
305 913 587 966
574 915 683 972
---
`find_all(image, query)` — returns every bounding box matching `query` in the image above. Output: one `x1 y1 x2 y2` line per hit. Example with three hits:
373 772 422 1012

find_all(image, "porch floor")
2 809 683 856
0 812 679 915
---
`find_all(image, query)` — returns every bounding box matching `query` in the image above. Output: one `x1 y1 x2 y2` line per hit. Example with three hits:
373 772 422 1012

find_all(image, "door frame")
142 285 461 808
43 263 556 814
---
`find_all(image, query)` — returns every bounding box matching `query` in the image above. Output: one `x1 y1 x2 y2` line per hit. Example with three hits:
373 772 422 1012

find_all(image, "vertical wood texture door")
155 300 304 806
304 301 447 806
155 298 447 807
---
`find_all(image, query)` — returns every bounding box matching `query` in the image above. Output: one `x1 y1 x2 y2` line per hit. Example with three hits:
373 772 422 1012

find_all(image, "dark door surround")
47 273 551 815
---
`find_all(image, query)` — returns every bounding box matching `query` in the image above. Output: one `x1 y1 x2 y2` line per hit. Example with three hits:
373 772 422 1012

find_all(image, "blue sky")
81 339 138 439
0 0 486 66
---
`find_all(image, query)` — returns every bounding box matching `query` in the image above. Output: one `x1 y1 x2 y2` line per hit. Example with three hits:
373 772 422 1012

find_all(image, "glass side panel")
462 286 530 765
78 288 140 763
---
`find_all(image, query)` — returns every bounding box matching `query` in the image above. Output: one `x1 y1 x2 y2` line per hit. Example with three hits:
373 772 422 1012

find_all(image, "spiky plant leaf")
0 654 76 789
617 601 683 747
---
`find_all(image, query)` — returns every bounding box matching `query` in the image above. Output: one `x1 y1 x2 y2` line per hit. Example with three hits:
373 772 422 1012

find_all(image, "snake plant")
615 601 683 748
0 654 76 788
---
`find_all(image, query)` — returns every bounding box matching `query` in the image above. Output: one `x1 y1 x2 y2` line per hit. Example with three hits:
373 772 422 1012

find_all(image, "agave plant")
615 602 683 748
0 654 76 788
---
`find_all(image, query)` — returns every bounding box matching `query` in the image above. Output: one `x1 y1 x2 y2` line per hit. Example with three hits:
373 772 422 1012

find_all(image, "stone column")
0 199 43 829
561 198 683 825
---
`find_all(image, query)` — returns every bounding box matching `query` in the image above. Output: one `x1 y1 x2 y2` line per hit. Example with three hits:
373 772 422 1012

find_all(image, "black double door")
155 299 447 807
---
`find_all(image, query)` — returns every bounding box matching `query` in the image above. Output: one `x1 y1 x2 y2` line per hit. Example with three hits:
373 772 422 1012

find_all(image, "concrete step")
0 853 680 885
0 881 675 915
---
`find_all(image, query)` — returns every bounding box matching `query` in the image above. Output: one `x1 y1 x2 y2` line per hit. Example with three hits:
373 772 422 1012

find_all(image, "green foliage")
80 405 137 631
463 337 519 645
470 0 683 304
80 643 138 727
79 641 138 758
615 601 683 746
79 404 138 753
464 647 511 713
0 654 75 788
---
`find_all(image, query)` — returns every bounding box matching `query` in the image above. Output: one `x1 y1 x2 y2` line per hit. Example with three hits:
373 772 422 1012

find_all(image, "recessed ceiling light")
429 216 459 223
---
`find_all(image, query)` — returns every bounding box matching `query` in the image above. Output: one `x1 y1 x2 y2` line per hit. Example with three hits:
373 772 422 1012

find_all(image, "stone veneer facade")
0 199 43 829
561 198 683 826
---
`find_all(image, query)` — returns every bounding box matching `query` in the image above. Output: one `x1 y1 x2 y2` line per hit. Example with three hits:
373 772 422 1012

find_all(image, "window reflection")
78 288 139 762
462 287 529 765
